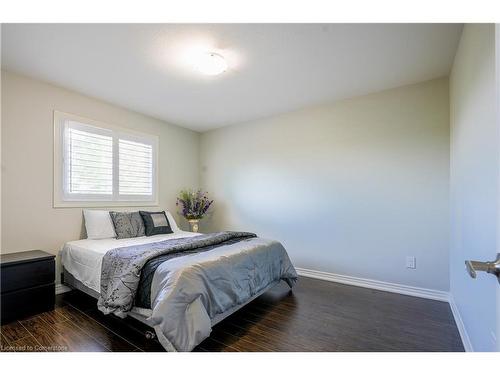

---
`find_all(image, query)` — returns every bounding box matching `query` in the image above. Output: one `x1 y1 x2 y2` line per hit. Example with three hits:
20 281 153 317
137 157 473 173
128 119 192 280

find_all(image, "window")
64 122 114 198
54 111 158 207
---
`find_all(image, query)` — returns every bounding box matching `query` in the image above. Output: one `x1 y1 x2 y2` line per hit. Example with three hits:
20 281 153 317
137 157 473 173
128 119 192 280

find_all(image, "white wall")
450 24 498 352
1 71 200 280
200 78 450 291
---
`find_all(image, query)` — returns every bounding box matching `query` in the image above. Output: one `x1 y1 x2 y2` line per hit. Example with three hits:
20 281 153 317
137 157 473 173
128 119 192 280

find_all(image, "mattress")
60 230 200 295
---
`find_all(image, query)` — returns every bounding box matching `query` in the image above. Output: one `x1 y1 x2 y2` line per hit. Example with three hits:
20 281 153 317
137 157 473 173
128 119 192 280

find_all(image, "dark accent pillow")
139 211 173 236
109 211 145 239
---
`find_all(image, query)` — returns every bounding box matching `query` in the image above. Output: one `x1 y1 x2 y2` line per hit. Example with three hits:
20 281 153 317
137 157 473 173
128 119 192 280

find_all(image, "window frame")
54 111 159 208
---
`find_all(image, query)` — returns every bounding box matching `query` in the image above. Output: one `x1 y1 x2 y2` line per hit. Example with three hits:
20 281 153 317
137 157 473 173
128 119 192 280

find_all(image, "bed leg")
285 279 295 288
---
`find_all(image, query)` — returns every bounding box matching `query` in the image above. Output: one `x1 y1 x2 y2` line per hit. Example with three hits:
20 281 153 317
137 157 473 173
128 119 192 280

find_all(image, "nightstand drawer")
1 283 55 323
1 259 55 293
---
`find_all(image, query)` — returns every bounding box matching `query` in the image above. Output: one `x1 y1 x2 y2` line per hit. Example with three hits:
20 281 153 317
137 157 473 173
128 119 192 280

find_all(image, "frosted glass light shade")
196 52 227 75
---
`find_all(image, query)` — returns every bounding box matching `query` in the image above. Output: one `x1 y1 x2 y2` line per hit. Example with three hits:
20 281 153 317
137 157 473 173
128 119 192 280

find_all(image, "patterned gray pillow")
109 211 145 239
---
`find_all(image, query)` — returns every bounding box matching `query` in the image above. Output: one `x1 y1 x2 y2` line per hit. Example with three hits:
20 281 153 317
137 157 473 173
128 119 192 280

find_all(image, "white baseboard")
448 295 474 352
296 267 472 351
296 267 450 301
55 283 71 295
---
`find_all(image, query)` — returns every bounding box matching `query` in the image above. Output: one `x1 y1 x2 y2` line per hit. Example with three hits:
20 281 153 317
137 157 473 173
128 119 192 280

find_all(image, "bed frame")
62 267 283 342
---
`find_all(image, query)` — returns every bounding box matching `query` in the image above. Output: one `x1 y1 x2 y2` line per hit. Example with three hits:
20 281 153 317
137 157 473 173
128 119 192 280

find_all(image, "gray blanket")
134 235 261 309
98 231 256 316
97 231 298 351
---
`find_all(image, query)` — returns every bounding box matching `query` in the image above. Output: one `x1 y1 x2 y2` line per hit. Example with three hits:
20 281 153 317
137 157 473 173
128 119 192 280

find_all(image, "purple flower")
176 189 214 220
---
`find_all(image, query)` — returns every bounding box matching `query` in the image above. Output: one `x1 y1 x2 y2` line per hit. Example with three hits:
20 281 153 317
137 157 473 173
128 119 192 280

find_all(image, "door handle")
465 254 500 284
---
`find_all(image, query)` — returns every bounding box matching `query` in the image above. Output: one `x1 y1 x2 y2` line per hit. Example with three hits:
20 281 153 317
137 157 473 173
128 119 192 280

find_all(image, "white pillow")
83 210 117 239
165 210 180 232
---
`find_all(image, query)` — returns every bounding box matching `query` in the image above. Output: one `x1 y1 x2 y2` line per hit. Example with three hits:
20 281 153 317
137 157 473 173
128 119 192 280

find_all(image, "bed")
60 220 297 352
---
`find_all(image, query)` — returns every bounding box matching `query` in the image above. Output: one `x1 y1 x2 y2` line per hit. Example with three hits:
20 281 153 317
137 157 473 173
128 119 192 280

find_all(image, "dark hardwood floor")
0 276 464 352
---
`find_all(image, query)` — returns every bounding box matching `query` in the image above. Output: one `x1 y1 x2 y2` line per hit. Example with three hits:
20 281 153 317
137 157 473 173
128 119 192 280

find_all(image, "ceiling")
1 24 463 132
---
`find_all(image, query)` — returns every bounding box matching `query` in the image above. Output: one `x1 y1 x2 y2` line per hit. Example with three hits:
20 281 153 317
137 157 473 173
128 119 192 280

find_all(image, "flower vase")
188 219 200 233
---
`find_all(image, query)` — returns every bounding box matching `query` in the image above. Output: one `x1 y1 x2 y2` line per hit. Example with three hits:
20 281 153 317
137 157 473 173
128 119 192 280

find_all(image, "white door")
497 23 500 353
449 23 499 352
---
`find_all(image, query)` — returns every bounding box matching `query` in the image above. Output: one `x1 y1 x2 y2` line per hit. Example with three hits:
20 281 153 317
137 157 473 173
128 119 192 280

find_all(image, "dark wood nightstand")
1 250 55 324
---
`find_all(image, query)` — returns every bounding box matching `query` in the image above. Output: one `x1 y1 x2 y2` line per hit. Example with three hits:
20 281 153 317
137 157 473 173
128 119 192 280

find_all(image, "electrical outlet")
406 256 416 269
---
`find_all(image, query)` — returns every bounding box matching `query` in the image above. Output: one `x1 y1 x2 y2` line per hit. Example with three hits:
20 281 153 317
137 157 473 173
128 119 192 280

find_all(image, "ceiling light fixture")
196 52 227 76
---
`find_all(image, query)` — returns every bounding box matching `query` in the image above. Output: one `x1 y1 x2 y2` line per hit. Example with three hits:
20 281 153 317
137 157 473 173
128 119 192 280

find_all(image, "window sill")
53 199 159 208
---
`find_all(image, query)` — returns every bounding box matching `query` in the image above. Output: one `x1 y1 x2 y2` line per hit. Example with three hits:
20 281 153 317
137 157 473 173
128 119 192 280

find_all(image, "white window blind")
119 138 153 196
56 112 158 205
65 123 113 196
